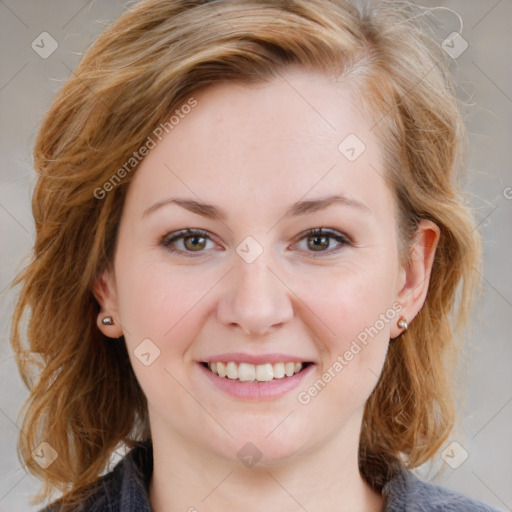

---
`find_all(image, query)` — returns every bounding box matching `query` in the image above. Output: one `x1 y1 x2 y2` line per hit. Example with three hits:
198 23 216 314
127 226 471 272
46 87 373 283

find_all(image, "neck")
148 412 384 512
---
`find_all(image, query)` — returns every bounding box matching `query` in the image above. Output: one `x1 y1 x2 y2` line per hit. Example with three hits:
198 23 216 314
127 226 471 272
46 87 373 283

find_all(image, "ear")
391 219 440 339
92 270 124 338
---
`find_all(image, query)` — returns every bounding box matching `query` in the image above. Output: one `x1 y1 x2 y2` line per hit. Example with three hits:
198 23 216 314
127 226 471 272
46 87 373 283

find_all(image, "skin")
94 68 439 512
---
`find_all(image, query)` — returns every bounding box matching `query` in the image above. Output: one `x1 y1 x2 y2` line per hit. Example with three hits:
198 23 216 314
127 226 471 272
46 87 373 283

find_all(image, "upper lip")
200 353 314 365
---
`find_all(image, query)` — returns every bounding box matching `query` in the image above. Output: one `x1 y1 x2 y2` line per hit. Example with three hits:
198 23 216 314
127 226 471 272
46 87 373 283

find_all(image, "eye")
160 228 217 257
160 227 351 258
292 228 351 256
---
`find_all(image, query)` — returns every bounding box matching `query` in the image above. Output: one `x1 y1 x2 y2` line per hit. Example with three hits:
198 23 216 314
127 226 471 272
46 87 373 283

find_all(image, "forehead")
125 68 390 220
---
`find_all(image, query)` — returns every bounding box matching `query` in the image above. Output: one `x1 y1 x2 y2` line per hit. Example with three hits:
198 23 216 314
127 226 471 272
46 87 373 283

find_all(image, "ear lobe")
391 219 440 338
93 270 123 338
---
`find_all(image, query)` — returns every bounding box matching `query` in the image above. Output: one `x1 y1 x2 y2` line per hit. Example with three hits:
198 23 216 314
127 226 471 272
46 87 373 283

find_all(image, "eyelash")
160 227 352 258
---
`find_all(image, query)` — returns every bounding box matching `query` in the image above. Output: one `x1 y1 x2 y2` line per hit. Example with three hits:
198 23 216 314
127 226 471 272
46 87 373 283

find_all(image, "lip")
197 361 315 400
199 353 315 365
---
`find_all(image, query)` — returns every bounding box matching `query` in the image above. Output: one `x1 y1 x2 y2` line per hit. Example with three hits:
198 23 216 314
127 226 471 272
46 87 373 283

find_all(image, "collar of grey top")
40 440 501 512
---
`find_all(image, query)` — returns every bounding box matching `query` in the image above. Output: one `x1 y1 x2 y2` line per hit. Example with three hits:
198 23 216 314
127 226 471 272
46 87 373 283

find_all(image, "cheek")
293 257 397 405
113 249 211 349
113 258 214 412
299 255 397 343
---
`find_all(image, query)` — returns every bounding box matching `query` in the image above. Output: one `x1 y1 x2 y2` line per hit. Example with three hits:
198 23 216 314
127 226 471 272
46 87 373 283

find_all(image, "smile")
198 360 315 400
201 361 313 382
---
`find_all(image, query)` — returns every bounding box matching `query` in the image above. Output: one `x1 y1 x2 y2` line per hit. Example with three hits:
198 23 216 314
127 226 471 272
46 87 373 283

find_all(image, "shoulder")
382 465 503 512
37 440 153 512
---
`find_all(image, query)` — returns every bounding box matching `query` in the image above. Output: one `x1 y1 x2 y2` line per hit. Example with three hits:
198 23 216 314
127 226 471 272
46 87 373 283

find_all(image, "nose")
216 255 294 336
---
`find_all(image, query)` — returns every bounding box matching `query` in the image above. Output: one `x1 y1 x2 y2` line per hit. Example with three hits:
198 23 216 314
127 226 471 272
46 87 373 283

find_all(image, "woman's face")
96 69 436 466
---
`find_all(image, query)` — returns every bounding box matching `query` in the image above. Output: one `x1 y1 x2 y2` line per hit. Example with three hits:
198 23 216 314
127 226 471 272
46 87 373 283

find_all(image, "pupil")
185 236 205 251
309 235 328 251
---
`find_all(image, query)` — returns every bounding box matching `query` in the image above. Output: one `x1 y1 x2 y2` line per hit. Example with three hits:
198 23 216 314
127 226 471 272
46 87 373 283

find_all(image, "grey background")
1 1 511 510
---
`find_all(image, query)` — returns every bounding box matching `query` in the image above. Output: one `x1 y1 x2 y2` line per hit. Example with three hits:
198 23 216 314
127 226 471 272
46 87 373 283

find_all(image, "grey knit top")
39 440 502 511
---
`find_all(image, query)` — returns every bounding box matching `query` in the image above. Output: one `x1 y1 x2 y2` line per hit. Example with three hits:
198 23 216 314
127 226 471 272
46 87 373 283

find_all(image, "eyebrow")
142 193 371 221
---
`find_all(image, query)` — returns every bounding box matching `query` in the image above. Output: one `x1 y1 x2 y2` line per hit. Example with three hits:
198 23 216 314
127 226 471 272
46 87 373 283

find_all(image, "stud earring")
101 315 114 326
397 316 408 331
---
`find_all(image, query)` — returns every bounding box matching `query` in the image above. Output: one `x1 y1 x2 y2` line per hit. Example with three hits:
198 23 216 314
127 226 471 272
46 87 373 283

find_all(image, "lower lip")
197 362 315 400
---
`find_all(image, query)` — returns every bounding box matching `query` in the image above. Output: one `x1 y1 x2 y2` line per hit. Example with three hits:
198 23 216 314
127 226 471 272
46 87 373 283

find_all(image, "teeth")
239 362 255 382
226 362 238 380
217 362 227 378
207 361 305 382
273 362 285 379
255 363 273 382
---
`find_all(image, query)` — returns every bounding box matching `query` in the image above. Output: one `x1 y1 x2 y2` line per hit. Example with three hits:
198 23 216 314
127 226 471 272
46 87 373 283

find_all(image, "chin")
220 420 310 467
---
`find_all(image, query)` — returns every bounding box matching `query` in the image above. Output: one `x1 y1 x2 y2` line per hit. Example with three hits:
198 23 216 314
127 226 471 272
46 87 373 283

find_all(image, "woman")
10 0 500 510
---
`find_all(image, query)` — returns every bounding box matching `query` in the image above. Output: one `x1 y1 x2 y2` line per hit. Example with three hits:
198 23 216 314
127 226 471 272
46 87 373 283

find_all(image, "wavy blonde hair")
10 0 481 508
